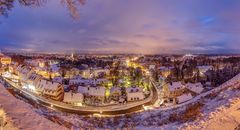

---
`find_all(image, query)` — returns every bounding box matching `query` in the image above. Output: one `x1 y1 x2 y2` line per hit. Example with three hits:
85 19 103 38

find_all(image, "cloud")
0 0 239 54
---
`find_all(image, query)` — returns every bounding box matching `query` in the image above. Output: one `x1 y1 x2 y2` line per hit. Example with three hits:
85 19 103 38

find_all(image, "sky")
0 0 240 54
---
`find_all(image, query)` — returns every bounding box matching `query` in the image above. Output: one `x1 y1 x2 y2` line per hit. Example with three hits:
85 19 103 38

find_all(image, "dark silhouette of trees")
0 0 85 18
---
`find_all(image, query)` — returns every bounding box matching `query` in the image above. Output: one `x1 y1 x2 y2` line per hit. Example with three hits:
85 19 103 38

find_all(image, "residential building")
78 86 106 100
63 92 84 106
165 82 186 98
35 79 64 101
176 93 193 104
186 82 204 94
126 87 145 101
16 65 33 81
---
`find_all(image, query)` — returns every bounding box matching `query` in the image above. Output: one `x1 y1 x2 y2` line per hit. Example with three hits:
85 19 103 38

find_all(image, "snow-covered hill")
181 83 240 130
0 84 67 130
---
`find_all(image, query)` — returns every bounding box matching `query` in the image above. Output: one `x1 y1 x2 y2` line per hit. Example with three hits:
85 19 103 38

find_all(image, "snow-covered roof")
69 78 94 85
27 73 41 81
177 93 193 103
159 66 174 71
149 65 156 69
50 64 60 72
186 82 204 94
169 82 185 92
126 87 143 93
78 86 106 97
37 79 61 91
52 76 63 83
197 65 213 72
17 65 32 76
110 87 122 94
63 92 83 103
126 87 144 101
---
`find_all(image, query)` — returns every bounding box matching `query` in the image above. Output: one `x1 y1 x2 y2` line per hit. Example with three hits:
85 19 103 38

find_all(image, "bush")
182 102 204 121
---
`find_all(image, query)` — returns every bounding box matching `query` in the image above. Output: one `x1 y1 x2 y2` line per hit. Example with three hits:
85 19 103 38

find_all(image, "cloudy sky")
0 0 240 54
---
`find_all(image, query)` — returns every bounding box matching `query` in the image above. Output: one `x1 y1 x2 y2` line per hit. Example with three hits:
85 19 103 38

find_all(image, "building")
78 86 106 100
82 68 110 78
0 56 11 65
37 59 46 68
52 76 64 84
126 87 145 101
159 66 173 78
176 93 193 104
69 77 94 86
16 65 34 81
63 92 84 106
110 87 122 98
81 69 91 78
186 82 204 94
164 82 186 99
26 72 42 87
149 65 156 70
197 65 213 76
35 79 64 101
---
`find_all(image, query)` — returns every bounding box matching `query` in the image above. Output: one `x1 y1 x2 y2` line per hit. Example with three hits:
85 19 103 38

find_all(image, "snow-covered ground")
0 84 67 130
181 83 240 130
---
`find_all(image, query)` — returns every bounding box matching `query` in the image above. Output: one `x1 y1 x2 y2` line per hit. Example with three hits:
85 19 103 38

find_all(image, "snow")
186 82 204 94
197 65 213 72
110 87 121 94
63 92 83 103
180 79 240 130
168 82 185 92
176 93 193 104
37 79 61 91
78 86 106 97
0 83 67 130
126 87 145 101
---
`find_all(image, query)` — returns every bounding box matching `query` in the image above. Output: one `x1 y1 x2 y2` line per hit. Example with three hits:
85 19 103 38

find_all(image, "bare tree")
0 0 85 19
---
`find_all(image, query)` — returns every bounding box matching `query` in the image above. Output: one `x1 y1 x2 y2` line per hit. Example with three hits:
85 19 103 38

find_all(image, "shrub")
182 102 204 121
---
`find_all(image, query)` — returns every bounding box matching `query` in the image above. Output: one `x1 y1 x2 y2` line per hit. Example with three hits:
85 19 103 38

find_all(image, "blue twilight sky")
0 0 240 54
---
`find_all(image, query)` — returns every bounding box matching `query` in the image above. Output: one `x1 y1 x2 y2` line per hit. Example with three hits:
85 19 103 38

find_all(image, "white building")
78 86 106 99
176 93 193 104
126 87 145 101
26 72 42 86
82 68 110 78
186 82 204 94
63 92 84 106
69 77 94 86
149 65 156 70
16 65 33 81
166 82 186 98
197 65 213 74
